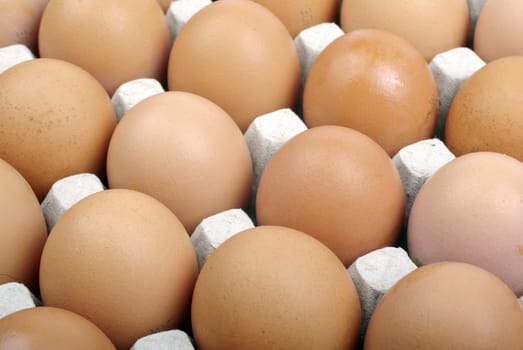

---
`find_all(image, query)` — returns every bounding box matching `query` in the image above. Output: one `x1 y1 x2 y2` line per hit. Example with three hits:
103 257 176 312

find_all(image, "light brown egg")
303 29 438 156
0 158 46 292
445 56 523 161
106 91 252 233
0 0 48 54
0 306 116 350
192 225 361 350
256 126 405 267
38 0 169 95
364 262 523 349
474 0 523 62
167 0 301 132
340 0 469 61
39 189 198 350
408 152 523 296
249 0 339 37
0 58 116 201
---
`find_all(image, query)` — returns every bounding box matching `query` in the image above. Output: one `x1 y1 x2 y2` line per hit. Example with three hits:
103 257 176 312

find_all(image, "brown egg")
256 126 405 267
106 91 252 233
474 0 523 62
249 0 339 37
408 152 523 296
39 189 198 349
0 58 116 201
0 158 46 292
0 0 48 54
364 262 523 349
340 0 469 61
192 225 361 349
303 29 438 156
445 56 523 161
0 306 116 350
167 0 301 132
39 0 169 95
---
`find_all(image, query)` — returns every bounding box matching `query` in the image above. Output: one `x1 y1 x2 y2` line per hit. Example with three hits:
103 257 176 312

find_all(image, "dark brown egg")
167 0 301 132
303 29 438 156
39 0 169 95
364 262 523 349
256 126 405 267
0 158 46 292
106 91 252 233
192 225 361 349
0 306 116 350
0 58 116 201
39 189 198 349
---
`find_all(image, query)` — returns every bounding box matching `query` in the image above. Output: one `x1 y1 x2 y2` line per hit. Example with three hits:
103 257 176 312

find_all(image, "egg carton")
0 282 41 320
3 0 523 348
130 329 195 350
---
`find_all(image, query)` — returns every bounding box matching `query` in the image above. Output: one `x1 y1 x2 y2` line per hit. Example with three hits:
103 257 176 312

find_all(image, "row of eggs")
1 0 523 349
2 150 523 349
3 0 523 62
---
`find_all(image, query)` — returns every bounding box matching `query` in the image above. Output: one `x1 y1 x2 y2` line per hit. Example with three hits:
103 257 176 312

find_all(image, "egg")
256 126 405 267
445 56 523 161
106 91 252 233
0 158 46 292
0 58 116 201
39 189 198 349
38 0 169 95
340 0 469 61
248 0 339 37
364 262 523 349
0 306 116 350
167 0 301 132
408 152 523 296
303 28 438 156
474 0 523 62
0 0 48 54
191 225 361 349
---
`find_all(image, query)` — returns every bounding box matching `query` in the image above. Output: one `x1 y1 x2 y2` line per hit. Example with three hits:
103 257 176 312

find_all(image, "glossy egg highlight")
303 29 438 156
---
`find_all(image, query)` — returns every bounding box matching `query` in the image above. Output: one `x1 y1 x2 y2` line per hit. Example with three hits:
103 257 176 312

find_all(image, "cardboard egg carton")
0 44 35 74
41 173 105 231
0 282 41 320
130 329 195 350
